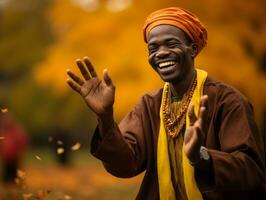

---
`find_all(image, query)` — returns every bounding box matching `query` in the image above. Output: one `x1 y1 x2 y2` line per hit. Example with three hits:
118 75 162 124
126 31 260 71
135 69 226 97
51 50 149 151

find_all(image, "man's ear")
190 43 198 58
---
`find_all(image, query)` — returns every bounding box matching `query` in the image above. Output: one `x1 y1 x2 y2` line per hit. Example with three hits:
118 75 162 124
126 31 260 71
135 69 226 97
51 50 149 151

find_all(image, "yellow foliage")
33 0 266 121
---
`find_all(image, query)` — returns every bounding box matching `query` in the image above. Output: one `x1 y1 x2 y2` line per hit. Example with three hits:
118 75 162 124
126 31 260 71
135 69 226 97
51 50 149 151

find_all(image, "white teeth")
158 61 176 68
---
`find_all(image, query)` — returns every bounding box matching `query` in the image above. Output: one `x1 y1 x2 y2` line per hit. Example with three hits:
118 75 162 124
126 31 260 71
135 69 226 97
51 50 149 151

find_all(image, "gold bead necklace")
162 74 197 138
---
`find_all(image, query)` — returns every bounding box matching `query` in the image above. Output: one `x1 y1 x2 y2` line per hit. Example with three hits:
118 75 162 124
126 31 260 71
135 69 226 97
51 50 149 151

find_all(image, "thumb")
188 103 197 126
103 69 113 86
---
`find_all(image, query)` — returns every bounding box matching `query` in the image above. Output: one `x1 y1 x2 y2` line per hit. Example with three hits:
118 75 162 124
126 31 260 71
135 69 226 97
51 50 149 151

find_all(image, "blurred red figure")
0 113 28 183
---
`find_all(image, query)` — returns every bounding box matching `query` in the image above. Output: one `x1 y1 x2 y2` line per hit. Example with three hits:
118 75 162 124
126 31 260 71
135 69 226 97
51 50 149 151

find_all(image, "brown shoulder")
204 76 250 104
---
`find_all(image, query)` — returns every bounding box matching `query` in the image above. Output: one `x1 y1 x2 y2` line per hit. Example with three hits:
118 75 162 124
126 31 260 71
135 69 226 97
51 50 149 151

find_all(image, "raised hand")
66 57 115 117
184 95 208 163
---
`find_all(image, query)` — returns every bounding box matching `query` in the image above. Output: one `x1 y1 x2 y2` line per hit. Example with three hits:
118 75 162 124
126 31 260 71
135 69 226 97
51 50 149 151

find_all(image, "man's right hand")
66 57 115 118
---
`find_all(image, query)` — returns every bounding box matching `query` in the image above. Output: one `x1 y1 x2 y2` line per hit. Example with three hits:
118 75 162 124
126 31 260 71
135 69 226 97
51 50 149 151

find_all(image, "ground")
0 148 143 200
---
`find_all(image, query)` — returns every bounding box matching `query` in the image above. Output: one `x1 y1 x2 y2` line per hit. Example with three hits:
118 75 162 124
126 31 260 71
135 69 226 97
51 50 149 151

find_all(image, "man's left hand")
184 95 208 164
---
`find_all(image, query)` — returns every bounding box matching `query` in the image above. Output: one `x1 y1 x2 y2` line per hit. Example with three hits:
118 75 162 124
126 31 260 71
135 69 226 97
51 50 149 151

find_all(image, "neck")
170 69 196 98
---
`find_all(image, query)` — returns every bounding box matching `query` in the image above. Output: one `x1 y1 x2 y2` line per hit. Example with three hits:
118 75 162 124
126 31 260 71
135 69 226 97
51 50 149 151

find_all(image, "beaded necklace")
162 74 197 138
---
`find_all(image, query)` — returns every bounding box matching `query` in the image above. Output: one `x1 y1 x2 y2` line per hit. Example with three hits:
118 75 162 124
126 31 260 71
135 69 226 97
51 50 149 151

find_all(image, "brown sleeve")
90 96 147 178
208 91 265 191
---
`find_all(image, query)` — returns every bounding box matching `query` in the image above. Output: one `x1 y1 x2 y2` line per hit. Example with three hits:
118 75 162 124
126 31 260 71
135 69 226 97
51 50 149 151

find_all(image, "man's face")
147 25 195 83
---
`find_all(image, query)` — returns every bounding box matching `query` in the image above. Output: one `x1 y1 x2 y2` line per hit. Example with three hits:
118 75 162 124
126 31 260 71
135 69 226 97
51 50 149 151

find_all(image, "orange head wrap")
143 7 207 53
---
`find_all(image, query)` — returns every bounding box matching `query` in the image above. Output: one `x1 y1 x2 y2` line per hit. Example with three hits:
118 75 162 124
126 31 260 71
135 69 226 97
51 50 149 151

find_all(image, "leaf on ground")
17 169 26 179
1 108 8 113
23 193 33 200
36 189 51 199
71 143 81 151
64 194 72 200
14 177 21 185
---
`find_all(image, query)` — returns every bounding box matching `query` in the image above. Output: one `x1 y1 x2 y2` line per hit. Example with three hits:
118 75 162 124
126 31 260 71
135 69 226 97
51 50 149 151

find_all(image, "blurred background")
0 0 265 199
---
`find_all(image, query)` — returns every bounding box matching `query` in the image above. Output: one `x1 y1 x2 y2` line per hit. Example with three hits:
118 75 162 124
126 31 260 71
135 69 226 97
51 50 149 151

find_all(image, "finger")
66 69 84 85
195 108 204 129
103 69 113 86
83 57 98 77
198 106 206 119
194 120 203 143
199 95 208 122
184 127 193 144
200 95 208 109
193 106 206 144
184 126 200 154
190 127 200 147
66 79 81 93
199 100 208 124
76 59 91 80
188 103 197 126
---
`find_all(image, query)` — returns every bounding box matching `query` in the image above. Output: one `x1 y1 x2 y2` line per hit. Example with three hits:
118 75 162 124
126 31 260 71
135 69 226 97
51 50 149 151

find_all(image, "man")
66 7 265 200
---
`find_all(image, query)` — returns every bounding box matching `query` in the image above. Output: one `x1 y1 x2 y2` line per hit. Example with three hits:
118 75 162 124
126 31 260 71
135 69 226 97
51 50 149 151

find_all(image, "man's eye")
167 42 180 48
148 46 157 54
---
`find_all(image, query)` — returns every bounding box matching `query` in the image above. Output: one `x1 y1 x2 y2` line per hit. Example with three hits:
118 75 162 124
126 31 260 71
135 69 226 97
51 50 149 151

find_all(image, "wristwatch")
189 146 210 166
200 146 210 161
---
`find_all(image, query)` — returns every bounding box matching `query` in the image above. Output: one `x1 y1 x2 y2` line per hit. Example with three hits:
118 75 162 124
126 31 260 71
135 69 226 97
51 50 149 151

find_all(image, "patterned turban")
143 7 208 53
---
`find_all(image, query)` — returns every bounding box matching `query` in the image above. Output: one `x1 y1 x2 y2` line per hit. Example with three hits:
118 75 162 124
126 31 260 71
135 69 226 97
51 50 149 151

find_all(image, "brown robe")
91 77 266 200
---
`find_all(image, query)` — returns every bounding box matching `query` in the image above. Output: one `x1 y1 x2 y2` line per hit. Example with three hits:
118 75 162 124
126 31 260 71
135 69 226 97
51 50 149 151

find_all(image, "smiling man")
66 7 265 200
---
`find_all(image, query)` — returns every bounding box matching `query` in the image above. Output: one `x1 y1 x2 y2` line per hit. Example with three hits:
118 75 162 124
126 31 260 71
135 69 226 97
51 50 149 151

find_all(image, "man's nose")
155 46 171 59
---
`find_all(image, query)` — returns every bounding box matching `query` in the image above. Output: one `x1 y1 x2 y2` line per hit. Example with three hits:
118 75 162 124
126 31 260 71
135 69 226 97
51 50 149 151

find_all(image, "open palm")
66 57 115 116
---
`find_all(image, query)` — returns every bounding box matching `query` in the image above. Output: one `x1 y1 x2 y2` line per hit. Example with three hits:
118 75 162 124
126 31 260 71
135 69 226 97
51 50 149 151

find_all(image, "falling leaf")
36 189 50 199
35 155 42 161
57 140 63 145
71 143 80 151
57 147 64 154
1 108 8 113
48 136 53 142
23 193 33 200
64 195 72 200
14 177 20 185
17 169 26 179
0 137 5 140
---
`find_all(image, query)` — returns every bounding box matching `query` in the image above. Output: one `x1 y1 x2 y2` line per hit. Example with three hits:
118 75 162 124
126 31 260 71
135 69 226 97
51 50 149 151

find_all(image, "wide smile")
158 60 176 69
156 60 179 74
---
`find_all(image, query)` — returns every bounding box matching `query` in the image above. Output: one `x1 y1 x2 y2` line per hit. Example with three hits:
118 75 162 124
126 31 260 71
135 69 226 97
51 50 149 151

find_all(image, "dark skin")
147 25 196 96
66 24 209 166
